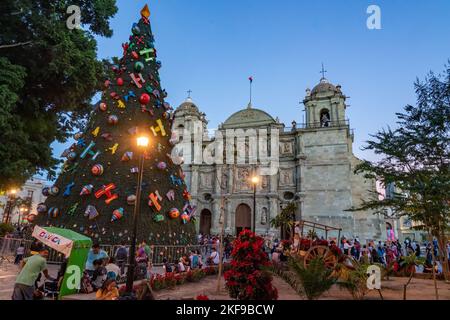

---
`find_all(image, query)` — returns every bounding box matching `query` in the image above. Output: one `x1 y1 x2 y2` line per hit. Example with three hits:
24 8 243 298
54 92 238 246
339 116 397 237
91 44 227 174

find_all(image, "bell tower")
303 71 347 128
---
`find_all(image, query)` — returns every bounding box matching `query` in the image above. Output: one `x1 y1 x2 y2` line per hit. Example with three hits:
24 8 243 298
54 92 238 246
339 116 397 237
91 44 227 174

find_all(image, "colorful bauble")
116 78 124 86
67 151 77 161
37 203 47 214
111 208 124 222
127 195 136 205
157 162 167 170
139 93 150 105
48 207 59 218
91 164 104 176
169 208 180 219
134 61 144 72
108 115 119 125
42 187 50 197
181 213 190 224
100 102 107 111
80 184 94 196
49 186 59 196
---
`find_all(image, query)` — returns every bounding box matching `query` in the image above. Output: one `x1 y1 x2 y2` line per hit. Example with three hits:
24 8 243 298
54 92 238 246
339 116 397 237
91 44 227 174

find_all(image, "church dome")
311 78 339 96
176 97 199 113
223 105 276 129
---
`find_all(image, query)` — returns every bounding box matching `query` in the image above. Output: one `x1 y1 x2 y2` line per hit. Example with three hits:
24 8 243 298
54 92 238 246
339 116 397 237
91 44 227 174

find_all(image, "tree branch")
0 41 32 49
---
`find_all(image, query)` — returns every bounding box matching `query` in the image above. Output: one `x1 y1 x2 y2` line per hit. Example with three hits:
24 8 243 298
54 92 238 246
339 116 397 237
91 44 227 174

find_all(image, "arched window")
320 109 331 127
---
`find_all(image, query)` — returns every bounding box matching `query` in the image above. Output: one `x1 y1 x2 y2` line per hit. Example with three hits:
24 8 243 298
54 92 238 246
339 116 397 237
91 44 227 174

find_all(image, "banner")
32 225 74 257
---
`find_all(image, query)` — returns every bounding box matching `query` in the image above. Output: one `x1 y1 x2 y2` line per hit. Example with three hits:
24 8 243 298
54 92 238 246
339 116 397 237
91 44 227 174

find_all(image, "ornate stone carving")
235 167 251 191
200 172 213 189
279 169 294 186
280 141 293 154
261 207 268 225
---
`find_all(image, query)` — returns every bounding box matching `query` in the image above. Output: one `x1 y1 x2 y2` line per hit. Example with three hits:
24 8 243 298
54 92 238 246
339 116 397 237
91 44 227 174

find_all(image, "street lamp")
3 189 17 224
251 176 259 233
126 136 149 294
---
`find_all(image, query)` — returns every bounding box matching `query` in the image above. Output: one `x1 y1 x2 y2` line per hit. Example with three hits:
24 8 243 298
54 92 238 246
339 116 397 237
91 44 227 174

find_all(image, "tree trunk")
436 233 449 282
403 269 414 300
428 232 439 300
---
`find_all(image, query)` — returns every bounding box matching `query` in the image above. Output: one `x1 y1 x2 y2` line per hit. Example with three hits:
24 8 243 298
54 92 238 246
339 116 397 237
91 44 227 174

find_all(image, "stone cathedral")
172 77 386 242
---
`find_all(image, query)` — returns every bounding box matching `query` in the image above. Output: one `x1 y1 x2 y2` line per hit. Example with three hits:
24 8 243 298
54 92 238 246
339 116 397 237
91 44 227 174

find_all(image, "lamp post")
3 189 17 224
126 136 149 294
251 176 259 233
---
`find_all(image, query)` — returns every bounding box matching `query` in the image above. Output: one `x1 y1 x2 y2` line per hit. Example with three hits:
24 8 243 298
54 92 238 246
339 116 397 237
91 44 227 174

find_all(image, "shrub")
289 256 336 300
224 229 278 300
0 223 14 237
336 263 372 300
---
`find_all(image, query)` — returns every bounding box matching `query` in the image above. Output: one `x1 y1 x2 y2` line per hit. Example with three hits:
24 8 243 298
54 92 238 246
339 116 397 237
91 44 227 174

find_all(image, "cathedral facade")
172 77 386 242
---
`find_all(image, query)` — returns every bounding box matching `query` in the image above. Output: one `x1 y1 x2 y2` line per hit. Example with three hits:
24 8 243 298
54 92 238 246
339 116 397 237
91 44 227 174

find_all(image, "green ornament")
134 61 144 72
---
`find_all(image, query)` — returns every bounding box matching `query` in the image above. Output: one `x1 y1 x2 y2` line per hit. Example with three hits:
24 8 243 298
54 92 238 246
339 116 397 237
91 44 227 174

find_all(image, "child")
91 259 107 291
95 279 119 300
14 243 25 265
162 258 172 274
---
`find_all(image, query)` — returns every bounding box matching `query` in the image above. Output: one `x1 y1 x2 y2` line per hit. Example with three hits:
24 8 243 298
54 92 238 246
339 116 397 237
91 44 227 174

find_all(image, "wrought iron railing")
0 237 210 266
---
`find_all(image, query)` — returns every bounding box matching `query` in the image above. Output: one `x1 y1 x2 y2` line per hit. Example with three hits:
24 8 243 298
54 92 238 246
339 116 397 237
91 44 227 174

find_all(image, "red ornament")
139 93 151 105
131 51 139 60
99 102 107 111
104 80 111 88
116 78 124 86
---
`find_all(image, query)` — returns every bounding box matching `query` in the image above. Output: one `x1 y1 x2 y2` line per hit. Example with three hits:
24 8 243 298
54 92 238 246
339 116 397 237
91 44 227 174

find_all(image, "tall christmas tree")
33 4 197 246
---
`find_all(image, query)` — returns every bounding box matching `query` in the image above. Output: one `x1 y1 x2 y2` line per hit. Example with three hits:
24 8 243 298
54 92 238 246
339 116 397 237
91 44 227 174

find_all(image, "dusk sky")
48 0 450 181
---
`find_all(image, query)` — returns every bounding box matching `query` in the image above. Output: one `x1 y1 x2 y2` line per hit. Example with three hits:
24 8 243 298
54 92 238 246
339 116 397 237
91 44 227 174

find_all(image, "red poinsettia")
196 295 209 300
224 230 278 300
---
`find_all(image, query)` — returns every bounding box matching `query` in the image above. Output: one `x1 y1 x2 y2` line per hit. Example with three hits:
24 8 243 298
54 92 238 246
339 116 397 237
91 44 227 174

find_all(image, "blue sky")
48 0 450 180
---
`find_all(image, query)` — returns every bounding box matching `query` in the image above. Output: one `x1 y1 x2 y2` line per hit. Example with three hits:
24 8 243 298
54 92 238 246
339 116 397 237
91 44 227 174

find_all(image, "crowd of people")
267 232 450 275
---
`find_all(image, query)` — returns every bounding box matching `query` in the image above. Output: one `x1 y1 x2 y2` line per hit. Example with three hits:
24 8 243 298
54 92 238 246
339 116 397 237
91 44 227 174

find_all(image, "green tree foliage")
289 256 335 300
349 63 450 278
0 0 118 189
270 202 296 238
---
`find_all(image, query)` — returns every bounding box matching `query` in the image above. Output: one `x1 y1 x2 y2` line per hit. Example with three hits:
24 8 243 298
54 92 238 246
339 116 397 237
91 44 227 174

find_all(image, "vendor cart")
289 220 358 270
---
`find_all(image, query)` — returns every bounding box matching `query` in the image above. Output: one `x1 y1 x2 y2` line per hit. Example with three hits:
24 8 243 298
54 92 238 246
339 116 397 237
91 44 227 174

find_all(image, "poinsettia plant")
224 229 278 300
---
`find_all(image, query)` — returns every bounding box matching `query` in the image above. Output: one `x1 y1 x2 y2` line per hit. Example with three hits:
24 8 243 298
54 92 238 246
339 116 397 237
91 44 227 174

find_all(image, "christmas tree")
33 4 197 246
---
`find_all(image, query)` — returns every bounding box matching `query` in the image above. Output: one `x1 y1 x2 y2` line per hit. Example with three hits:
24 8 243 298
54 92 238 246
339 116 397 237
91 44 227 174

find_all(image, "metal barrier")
0 237 209 266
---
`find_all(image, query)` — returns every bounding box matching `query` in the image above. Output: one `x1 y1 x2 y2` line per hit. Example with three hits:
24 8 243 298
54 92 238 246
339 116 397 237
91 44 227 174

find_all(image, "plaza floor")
1 260 449 300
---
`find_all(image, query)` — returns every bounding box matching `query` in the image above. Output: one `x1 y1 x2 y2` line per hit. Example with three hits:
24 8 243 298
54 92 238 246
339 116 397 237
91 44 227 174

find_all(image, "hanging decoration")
168 208 180 219
108 115 119 125
157 161 167 170
80 184 94 196
126 195 136 205
63 182 75 197
48 207 60 218
111 208 125 222
92 127 100 137
80 141 101 160
85 205 99 220
148 191 162 211
166 190 175 201
49 186 59 196
94 184 118 204
108 143 119 155
91 164 104 176
121 151 133 161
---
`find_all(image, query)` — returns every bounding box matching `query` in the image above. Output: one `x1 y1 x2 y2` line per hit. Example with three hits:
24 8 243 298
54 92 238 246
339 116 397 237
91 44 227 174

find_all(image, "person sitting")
177 258 186 273
85 244 109 277
95 279 119 300
105 257 121 281
162 258 173 274
91 259 107 291
207 247 219 266
182 255 191 272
